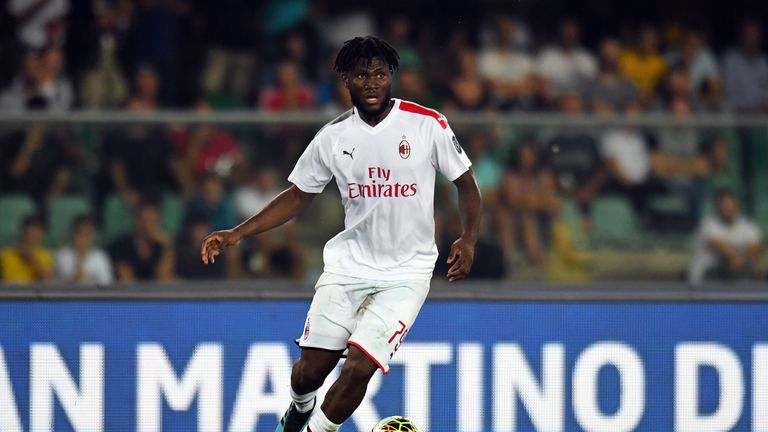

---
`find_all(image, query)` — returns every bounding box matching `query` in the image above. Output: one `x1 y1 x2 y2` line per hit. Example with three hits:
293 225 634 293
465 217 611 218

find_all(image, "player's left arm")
447 169 482 282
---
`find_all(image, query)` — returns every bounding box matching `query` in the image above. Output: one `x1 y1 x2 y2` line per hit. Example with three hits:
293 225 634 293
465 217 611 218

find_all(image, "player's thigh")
299 273 367 351
348 279 430 373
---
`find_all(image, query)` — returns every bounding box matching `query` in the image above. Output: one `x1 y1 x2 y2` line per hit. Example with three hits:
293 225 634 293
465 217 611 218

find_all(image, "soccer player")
201 36 482 432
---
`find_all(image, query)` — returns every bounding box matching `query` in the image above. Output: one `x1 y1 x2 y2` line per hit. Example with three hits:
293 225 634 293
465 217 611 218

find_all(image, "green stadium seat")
161 194 185 238
591 196 639 247
0 195 37 246
102 194 134 245
47 195 92 247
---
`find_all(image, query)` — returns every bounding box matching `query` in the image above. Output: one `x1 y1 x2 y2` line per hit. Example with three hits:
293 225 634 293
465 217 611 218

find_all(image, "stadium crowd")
0 1 766 285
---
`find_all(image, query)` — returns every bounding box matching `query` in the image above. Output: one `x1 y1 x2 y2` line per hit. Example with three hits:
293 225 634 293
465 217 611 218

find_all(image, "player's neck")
357 98 394 127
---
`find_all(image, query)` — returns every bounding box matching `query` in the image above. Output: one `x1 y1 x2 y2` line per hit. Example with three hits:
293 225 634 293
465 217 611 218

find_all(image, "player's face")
344 57 392 116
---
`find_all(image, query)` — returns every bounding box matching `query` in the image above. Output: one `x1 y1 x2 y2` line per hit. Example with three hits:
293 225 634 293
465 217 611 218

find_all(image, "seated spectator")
545 91 606 232
185 174 236 232
234 166 282 220
175 212 227 279
499 142 559 267
599 101 663 226
0 45 74 112
109 200 175 281
722 19 768 112
585 38 640 112
0 124 75 211
170 99 242 197
8 0 68 49
689 189 763 285
669 30 721 107
442 47 493 111
79 34 129 109
655 65 704 110
478 15 541 110
620 25 667 104
0 215 53 283
55 215 113 284
259 59 315 110
101 67 176 208
395 67 429 105
536 18 597 104
318 76 353 115
385 15 421 71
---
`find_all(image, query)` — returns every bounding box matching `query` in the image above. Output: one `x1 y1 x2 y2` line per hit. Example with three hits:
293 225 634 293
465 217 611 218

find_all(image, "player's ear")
341 73 349 89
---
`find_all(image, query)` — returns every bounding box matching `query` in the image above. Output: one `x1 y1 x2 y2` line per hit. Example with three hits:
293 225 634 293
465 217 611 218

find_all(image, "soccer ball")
371 416 422 432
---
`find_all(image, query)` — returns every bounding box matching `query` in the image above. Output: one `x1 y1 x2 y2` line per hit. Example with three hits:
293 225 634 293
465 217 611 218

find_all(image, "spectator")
656 65 702 110
175 212 227 279
545 91 606 232
185 174 236 232
318 75 353 115
395 67 429 105
79 34 129 109
689 189 763 285
0 215 53 283
258 59 315 110
126 64 160 110
234 166 283 220
499 142 559 267
0 45 74 111
536 18 597 103
385 15 421 71
170 99 242 197
55 215 113 284
671 30 721 107
109 200 175 281
478 15 541 110
620 26 667 104
198 0 258 105
722 20 768 112
442 47 493 111
650 96 709 229
101 66 175 208
599 101 662 226
0 124 74 210
585 38 640 112
7 0 68 49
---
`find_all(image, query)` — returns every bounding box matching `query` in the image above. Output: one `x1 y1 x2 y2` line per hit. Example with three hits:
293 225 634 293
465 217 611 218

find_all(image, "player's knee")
292 359 327 391
339 354 377 385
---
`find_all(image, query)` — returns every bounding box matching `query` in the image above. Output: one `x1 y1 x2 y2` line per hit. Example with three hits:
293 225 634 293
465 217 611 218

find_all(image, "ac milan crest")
399 135 411 159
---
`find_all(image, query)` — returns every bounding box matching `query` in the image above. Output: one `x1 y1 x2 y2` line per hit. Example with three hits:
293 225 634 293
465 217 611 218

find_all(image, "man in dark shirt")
109 200 174 281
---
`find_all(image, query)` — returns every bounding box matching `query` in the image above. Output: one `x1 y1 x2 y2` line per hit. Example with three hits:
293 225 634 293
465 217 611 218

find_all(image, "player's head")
334 36 400 116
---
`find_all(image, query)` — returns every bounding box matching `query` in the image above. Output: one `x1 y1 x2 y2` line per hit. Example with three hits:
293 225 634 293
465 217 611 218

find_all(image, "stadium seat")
591 196 639 247
0 195 37 246
47 195 92 247
102 194 134 245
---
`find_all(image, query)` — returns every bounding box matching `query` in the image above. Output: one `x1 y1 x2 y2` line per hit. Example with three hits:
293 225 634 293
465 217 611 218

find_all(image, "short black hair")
333 36 400 74
21 214 45 230
715 187 737 202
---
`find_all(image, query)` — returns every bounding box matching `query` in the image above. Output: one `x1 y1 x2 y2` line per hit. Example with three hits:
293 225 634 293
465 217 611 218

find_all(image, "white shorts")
297 272 430 374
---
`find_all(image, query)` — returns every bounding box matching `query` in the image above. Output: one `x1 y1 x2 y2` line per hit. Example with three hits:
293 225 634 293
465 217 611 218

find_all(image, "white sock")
290 387 317 413
305 408 340 432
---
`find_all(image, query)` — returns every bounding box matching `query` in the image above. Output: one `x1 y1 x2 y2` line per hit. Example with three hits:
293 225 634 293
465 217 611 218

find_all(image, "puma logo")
343 148 355 160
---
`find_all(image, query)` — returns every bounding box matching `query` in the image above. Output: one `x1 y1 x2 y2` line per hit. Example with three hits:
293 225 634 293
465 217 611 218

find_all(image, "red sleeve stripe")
398 100 448 129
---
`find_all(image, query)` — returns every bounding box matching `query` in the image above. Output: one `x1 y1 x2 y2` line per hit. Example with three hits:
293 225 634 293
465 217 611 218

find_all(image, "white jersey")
288 98 472 280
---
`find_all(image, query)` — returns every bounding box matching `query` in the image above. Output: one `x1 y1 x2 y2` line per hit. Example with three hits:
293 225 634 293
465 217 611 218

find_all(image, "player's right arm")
201 185 317 264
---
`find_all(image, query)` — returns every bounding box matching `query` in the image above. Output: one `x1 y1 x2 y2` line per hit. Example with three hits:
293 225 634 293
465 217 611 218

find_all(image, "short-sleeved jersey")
288 99 472 280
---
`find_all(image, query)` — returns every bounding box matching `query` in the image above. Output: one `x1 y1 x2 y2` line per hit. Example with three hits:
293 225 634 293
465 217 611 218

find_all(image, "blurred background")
0 0 767 286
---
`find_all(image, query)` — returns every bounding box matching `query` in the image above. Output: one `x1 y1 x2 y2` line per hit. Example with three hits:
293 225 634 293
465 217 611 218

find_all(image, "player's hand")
446 236 476 282
201 229 243 264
